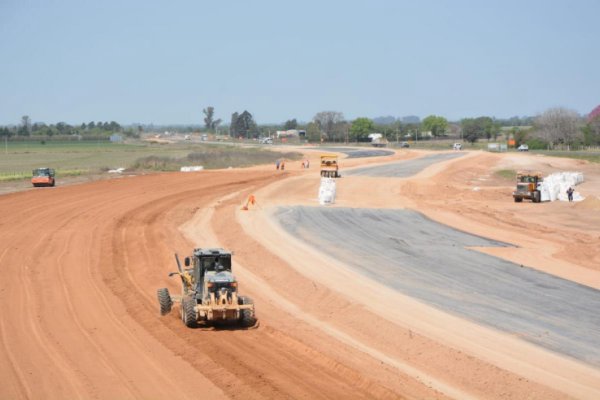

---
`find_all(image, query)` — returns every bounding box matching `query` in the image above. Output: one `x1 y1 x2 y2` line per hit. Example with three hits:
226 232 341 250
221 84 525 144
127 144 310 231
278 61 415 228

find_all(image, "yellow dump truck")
513 171 543 203
320 154 340 178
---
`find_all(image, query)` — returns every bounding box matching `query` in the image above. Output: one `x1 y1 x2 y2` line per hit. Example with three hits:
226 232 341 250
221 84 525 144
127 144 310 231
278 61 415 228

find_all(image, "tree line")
198 104 600 148
0 116 141 139
5 106 599 149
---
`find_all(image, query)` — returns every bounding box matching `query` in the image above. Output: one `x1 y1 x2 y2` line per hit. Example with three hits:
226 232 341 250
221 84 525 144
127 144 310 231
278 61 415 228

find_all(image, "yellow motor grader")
157 248 256 328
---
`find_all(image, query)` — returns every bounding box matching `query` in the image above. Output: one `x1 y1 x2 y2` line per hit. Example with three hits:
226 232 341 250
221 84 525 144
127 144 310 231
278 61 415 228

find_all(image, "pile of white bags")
539 172 585 202
318 177 337 205
180 166 204 172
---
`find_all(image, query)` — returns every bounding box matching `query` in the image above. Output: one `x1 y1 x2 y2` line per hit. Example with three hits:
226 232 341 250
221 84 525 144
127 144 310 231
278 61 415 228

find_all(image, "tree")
203 106 222 132
535 107 581 148
583 115 600 146
21 115 31 134
230 112 239 136
460 116 497 143
283 119 298 130
305 121 322 142
349 117 375 141
313 111 345 140
109 121 121 131
421 115 448 137
461 118 484 143
0 127 13 138
511 127 530 146
230 110 256 138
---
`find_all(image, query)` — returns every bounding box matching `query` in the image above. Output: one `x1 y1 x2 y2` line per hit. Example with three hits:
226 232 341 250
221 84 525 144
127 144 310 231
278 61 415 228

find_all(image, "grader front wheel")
238 296 256 327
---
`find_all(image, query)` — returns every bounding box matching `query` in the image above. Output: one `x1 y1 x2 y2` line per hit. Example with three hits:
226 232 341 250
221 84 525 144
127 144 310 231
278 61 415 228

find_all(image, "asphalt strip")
345 152 464 177
274 206 600 367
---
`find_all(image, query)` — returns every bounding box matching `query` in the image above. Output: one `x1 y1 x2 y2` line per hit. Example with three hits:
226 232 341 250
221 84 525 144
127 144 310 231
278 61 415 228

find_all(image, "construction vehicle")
157 248 256 328
320 154 340 178
31 168 55 187
369 134 389 148
513 171 543 203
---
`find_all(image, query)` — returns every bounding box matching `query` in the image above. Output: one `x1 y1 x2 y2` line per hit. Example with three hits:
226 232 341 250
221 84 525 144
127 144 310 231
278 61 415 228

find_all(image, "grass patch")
57 169 88 177
495 169 516 180
132 146 302 171
0 172 29 182
532 150 600 163
0 141 304 181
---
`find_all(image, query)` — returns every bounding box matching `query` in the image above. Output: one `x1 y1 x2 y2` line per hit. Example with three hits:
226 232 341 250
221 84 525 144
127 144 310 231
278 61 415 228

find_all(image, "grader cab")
157 248 256 328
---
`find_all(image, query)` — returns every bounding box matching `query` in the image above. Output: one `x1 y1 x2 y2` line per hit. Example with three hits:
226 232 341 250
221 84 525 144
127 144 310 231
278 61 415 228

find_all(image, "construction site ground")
1 147 599 399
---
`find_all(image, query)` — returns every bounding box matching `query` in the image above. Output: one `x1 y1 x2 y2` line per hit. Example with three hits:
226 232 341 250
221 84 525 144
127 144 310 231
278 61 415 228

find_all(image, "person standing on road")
276 159 280 170
567 187 574 202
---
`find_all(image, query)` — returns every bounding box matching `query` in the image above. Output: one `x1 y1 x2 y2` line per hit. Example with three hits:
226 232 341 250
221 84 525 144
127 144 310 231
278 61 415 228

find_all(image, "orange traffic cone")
241 194 256 211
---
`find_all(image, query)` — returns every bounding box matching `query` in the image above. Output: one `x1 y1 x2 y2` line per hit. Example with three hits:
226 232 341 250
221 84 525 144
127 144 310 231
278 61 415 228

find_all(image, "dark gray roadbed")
275 207 600 367
346 152 464 177
318 147 395 158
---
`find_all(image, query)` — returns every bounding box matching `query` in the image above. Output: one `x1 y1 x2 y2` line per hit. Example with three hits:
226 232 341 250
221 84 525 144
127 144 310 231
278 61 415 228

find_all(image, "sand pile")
574 196 600 210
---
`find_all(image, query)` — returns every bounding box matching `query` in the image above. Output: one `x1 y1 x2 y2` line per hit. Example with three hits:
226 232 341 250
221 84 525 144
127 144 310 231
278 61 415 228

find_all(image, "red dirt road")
1 150 599 399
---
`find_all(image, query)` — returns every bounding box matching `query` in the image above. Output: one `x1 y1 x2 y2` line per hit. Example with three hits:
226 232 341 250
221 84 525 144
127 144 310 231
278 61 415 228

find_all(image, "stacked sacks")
180 166 204 172
318 177 337 205
539 172 585 202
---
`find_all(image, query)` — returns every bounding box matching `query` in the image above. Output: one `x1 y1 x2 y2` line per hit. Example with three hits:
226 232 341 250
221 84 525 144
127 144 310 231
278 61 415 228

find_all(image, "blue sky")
1 0 599 125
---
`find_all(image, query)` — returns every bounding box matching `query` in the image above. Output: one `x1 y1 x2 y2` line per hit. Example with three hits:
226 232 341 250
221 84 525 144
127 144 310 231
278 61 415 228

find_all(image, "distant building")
110 134 123 142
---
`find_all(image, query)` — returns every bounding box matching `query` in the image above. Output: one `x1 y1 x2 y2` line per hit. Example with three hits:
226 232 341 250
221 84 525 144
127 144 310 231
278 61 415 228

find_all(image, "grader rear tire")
157 288 172 315
182 297 197 328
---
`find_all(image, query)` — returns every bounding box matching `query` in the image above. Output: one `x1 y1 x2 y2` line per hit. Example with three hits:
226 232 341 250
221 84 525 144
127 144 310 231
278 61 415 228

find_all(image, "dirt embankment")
1 149 599 399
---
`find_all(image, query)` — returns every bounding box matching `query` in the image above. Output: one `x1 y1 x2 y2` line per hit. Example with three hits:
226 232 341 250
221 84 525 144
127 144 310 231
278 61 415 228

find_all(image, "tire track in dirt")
101 173 417 399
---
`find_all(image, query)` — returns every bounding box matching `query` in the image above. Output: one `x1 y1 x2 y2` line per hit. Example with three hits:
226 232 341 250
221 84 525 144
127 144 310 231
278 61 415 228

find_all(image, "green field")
530 150 600 163
0 141 302 181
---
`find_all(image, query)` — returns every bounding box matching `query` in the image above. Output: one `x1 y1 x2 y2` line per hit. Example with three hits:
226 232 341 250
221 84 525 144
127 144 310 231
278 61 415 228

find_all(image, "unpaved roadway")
1 149 600 399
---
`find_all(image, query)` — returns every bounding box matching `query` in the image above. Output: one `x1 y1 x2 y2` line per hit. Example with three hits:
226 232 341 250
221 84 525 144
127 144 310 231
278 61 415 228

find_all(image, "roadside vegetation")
494 169 517 180
0 141 302 182
132 146 302 171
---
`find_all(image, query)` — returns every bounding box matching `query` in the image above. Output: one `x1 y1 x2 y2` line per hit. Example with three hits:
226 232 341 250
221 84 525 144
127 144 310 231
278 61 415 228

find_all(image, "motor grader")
513 171 543 203
157 248 256 328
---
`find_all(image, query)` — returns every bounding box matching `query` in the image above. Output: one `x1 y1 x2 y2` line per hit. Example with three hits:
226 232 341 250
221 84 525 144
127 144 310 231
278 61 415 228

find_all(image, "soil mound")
574 195 600 210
